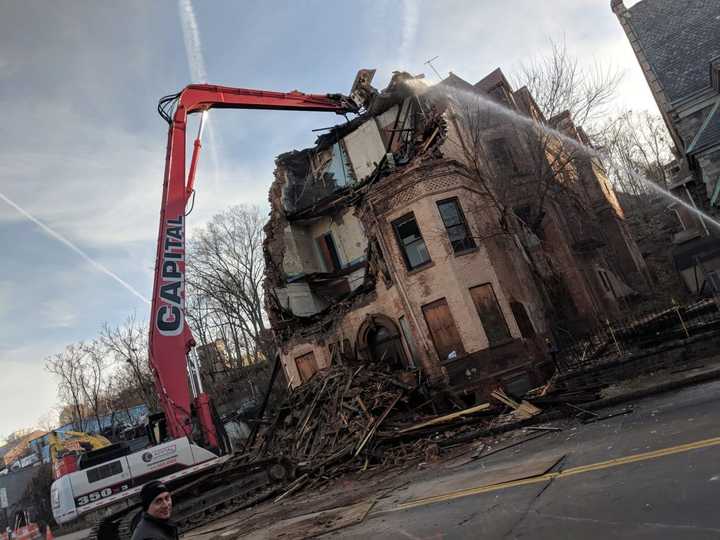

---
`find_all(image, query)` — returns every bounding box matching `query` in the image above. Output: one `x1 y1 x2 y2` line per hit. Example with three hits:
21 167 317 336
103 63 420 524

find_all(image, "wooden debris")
491 389 541 419
274 473 309 503
564 402 599 420
260 365 418 476
525 426 562 432
581 407 634 424
471 430 552 461
355 393 402 456
396 403 491 434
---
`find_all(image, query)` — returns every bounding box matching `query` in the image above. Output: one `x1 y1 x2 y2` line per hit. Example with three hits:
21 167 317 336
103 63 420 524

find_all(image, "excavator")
48 431 111 480
50 74 369 539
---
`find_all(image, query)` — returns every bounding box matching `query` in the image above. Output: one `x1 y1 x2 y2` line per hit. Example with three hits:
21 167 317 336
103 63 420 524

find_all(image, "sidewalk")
590 355 720 408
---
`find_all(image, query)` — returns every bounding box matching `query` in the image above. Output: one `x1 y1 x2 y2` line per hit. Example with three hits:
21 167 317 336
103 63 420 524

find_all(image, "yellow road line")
383 435 720 513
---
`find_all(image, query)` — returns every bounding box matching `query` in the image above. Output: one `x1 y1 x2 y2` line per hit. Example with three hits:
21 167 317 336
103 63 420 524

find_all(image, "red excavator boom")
149 83 359 452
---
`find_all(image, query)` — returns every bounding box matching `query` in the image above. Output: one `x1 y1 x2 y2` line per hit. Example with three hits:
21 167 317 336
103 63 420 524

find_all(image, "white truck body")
51 438 221 525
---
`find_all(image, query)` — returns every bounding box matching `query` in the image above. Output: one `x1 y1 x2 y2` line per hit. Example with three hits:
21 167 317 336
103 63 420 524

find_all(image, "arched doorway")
356 314 408 370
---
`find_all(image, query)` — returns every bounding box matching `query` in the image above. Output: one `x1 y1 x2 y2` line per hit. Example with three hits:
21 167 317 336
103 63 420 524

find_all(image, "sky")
0 0 656 440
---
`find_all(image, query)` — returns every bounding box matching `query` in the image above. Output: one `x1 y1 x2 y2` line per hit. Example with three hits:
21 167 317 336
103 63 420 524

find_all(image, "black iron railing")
555 297 720 374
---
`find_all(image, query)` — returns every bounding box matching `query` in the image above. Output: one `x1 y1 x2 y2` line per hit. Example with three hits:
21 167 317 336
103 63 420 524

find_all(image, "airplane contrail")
178 0 221 189
0 191 150 305
178 0 207 82
399 0 418 69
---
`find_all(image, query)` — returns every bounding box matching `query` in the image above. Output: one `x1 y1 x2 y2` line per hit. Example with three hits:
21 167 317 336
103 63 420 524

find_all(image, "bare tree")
448 88 590 236
80 340 108 432
598 110 673 200
440 83 604 329
514 37 624 133
45 344 90 432
2 427 37 446
36 411 59 433
100 314 158 411
187 205 272 366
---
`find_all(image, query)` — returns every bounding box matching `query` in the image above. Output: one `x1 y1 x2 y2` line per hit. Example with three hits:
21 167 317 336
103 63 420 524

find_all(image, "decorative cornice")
364 159 488 216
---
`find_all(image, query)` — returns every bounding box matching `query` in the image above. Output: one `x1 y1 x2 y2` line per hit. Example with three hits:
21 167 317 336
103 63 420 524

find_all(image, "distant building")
613 0 720 293
196 339 232 376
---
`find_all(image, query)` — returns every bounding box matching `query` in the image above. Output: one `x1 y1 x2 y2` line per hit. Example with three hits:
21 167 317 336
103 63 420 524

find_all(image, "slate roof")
628 0 720 102
688 100 720 154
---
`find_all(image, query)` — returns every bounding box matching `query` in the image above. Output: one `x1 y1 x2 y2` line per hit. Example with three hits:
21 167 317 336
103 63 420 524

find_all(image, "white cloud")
0 281 12 319
368 0 657 116
0 347 62 436
39 299 78 329
0 102 165 249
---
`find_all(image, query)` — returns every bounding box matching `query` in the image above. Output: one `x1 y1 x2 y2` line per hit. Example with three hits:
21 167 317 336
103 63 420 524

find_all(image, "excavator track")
91 456 290 540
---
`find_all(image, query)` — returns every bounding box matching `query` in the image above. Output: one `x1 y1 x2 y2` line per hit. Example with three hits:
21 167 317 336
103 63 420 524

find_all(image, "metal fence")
555 297 720 374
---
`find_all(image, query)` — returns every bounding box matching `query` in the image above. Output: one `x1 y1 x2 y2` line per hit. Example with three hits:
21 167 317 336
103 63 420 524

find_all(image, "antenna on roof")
424 56 443 81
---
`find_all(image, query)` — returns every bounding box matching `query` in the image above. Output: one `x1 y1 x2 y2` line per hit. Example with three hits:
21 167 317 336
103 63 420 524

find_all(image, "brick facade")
264 69 650 400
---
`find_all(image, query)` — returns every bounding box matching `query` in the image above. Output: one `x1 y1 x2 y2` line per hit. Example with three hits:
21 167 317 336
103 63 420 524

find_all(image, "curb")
580 366 720 411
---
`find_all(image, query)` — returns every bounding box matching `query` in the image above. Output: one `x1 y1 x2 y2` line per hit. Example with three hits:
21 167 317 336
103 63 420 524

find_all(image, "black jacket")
130 513 179 540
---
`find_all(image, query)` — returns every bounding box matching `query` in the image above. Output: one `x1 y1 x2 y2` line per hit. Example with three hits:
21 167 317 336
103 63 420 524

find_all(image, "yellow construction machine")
48 431 111 480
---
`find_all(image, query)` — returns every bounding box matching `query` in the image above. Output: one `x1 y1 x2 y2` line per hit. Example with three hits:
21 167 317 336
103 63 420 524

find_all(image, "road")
319 378 720 539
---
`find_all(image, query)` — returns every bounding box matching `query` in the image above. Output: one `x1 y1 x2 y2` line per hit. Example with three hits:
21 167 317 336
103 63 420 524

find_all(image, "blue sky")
0 0 654 439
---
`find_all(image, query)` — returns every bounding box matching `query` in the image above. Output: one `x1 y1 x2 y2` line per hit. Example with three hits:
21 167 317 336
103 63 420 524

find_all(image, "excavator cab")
146 412 168 447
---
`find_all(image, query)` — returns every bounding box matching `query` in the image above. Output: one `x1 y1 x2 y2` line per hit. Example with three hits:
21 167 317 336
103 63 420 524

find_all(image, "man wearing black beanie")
131 480 178 540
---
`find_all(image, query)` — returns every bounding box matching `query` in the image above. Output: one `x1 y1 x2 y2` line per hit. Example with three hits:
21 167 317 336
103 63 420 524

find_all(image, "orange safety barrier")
14 526 30 540
28 524 42 540
11 523 42 540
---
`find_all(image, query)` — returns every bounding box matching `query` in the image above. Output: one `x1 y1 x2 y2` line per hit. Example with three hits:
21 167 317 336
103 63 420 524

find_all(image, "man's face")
147 491 172 520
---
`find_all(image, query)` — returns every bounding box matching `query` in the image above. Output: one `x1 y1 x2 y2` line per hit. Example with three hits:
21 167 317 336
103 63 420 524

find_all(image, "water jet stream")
443 85 720 235
444 86 599 158
643 178 720 232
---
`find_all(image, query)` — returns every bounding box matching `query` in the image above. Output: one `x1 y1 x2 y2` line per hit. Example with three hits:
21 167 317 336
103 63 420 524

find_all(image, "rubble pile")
258 364 521 487
261 364 413 474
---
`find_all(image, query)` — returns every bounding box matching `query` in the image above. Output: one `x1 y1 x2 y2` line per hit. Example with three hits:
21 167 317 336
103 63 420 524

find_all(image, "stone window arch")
356 314 408 370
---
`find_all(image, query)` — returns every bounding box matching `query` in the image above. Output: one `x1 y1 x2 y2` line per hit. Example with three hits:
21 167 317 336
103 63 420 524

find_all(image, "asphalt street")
323 378 720 539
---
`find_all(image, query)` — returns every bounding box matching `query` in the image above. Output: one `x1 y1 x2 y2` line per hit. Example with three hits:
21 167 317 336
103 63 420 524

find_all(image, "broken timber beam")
355 392 402 456
397 403 491 434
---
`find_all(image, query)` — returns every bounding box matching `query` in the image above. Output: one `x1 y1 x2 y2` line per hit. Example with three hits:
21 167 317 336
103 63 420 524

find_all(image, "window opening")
469 284 511 346
510 301 535 338
295 351 319 383
422 298 466 361
317 233 341 272
487 138 519 174
437 198 477 253
393 213 431 270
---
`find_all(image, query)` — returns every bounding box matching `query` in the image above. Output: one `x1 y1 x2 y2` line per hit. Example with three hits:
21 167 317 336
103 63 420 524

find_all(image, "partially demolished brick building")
263 69 649 401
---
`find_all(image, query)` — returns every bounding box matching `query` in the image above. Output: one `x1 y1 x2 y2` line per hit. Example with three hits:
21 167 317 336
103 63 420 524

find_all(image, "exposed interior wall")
282 225 321 277
343 119 386 182
273 282 327 317
307 212 367 269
